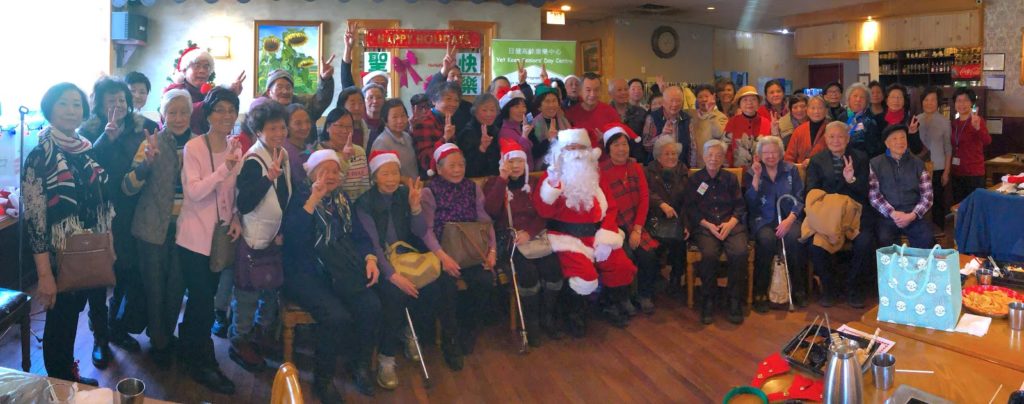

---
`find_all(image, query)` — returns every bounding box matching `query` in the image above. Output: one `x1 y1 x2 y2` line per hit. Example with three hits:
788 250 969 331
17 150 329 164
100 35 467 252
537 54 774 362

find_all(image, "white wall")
118 0 541 111
611 18 715 84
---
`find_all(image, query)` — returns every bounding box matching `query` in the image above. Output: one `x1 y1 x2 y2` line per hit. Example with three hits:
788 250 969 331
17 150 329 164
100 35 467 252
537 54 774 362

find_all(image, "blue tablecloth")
954 189 1024 262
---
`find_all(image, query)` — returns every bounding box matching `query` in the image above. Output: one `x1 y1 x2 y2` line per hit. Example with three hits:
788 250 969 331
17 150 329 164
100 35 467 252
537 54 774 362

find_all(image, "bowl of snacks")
962 285 1024 318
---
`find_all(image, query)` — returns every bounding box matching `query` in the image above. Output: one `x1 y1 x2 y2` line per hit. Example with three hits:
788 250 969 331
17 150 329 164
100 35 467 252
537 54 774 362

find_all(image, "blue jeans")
877 214 935 249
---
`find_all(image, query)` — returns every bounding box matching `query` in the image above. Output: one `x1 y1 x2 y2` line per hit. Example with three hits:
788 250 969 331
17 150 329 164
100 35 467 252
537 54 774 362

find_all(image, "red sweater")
951 118 992 177
482 176 546 237
599 159 650 230
724 113 772 167
565 101 620 147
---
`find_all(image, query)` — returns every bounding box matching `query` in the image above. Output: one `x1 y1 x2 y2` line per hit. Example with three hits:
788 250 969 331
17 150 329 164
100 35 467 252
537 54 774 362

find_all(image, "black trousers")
377 278 441 357
89 222 145 340
440 265 494 339
952 175 985 204
510 252 562 291
930 170 948 228
693 224 749 301
44 286 106 380
177 246 221 365
137 228 184 350
810 212 876 301
282 271 381 377
752 222 806 298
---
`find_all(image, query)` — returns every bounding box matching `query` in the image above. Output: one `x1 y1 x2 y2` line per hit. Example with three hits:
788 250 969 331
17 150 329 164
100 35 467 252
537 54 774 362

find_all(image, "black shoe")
211 310 229 339
188 363 236 395
602 304 629 329
351 363 376 397
92 343 112 369
793 294 809 308
442 338 463 371
728 299 744 325
848 293 866 309
819 294 836 308
314 377 344 404
666 275 683 296
752 295 770 313
701 298 714 325
565 292 588 338
459 328 478 355
110 331 141 352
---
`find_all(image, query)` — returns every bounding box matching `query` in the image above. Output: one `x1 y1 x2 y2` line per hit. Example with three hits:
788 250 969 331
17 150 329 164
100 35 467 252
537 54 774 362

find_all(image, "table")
0 367 175 403
847 321 1024 404
985 153 1024 187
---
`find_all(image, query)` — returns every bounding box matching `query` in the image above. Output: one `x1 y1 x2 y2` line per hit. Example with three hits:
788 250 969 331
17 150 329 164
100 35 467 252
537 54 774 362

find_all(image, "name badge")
855 122 864 131
952 157 961 166
697 182 709 195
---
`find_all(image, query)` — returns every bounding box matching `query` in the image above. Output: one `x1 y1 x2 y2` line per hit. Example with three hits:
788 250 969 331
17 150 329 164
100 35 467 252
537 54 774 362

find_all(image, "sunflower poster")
254 20 323 97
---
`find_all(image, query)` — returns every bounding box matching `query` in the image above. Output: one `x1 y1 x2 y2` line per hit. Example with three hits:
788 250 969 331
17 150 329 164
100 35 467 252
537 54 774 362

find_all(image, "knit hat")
557 128 591 148
303 149 342 176
735 85 762 104
362 71 388 87
535 84 557 98
368 149 401 175
264 69 294 95
428 143 461 176
497 85 525 110
881 123 910 142
601 122 641 147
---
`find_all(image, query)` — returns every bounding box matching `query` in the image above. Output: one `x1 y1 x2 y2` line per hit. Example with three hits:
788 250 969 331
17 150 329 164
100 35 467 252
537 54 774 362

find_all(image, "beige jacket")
800 189 862 253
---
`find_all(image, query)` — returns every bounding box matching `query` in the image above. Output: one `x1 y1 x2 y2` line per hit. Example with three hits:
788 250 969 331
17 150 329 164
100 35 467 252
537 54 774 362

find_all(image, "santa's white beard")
558 149 600 212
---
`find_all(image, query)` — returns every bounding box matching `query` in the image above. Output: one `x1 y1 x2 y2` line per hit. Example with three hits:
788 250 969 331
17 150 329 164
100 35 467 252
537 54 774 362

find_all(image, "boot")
541 289 564 340
752 294 770 313
638 296 655 315
602 287 630 329
521 294 542 347
619 296 638 318
313 375 344 404
701 297 715 325
442 336 464 371
349 361 375 397
376 354 398 390
211 310 229 339
566 290 587 338
728 298 744 325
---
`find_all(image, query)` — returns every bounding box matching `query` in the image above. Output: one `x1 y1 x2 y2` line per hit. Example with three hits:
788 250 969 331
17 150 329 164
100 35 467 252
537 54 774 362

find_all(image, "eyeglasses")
330 121 354 130
191 62 213 71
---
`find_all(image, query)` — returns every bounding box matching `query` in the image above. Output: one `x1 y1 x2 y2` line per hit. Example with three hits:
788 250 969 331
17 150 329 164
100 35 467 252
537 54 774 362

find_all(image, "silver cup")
1010 302 1024 331
116 378 146 404
871 353 896 390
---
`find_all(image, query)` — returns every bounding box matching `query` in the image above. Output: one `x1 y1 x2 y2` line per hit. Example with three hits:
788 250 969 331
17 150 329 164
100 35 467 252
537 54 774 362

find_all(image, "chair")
280 301 316 364
0 288 31 371
271 362 305 404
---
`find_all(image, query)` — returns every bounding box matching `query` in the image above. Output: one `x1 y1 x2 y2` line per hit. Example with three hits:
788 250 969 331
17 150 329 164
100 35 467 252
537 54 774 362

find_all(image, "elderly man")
533 128 638 336
642 86 694 166
609 78 649 161
563 75 581 108
687 140 748 325
806 121 874 308
869 124 935 249
565 73 622 149
687 84 728 168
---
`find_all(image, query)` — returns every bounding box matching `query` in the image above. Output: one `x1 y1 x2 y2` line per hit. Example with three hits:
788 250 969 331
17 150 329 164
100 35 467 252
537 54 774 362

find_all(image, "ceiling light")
707 6 715 10
781 28 789 34
560 4 571 11
867 16 873 21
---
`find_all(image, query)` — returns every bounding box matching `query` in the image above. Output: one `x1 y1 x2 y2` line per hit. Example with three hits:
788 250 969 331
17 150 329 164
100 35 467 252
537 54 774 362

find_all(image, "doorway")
808 63 844 89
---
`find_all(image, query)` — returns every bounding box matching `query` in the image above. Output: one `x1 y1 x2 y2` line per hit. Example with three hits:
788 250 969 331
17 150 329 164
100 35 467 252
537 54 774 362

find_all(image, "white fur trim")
569 276 599 295
368 153 400 174
303 149 342 176
594 187 608 219
503 150 527 162
602 126 626 146
362 70 388 86
594 228 624 249
433 143 459 165
539 179 562 205
557 128 590 148
547 233 594 261
499 89 525 110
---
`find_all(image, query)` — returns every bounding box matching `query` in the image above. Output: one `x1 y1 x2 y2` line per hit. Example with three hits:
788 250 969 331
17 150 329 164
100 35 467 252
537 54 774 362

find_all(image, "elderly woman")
163 45 245 134
778 94 809 147
371 99 420 180
411 81 461 174
881 84 926 157
498 90 535 168
744 137 806 311
562 74 581 108
362 83 387 148
421 144 496 370
687 139 748 325
121 89 193 367
528 84 571 169
823 82 847 122
715 77 738 117
455 93 501 177
176 86 242 394
917 86 952 228
844 83 884 159
23 83 107 385
642 86 693 165
785 95 829 164
319 108 370 200
600 124 656 319
806 121 874 308
229 102 292 372
261 67 334 138
283 149 382 401
725 86 777 168
333 87 371 148
869 124 935 249
688 84 729 169
483 140 564 344
949 87 992 203
645 136 690 296
757 80 788 121
283 104 312 185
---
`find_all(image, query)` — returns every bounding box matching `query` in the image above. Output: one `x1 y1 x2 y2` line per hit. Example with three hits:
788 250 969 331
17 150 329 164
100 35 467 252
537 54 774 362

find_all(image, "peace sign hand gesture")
443 113 455 141
522 120 534 138
143 129 160 163
479 124 493 152
517 59 528 84
320 54 336 80
229 71 247 95
442 38 457 74
498 157 511 180
341 132 355 160
546 117 559 140
266 148 286 181
750 153 762 190
909 115 920 133
406 177 424 212
311 169 330 200
225 138 242 170
342 30 354 62
104 107 122 140
842 155 855 183
540 62 549 82
970 112 982 130
770 111 781 136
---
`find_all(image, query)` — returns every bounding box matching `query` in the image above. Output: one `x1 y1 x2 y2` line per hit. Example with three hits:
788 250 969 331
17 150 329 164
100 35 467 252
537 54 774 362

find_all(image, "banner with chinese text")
491 40 575 87
457 52 482 96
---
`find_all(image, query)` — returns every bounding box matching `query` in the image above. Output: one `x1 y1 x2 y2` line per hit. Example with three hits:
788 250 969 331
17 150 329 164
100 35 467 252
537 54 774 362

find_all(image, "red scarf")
884 109 904 126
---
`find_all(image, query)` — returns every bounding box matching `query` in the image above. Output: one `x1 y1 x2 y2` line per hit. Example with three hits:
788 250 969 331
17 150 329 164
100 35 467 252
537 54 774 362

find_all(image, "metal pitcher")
823 338 863 404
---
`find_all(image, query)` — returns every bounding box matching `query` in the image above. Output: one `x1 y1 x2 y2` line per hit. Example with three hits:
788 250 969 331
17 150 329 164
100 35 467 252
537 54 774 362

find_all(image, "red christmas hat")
601 122 641 147
496 85 524 110
428 143 461 176
500 138 530 192
368 150 401 175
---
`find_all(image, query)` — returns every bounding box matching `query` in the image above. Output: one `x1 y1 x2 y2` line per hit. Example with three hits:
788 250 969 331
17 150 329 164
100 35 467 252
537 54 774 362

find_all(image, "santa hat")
557 128 591 148
601 122 641 147
500 138 531 193
303 149 342 177
564 75 580 83
368 150 401 175
496 85 525 110
361 70 388 87
428 143 461 176
177 45 213 73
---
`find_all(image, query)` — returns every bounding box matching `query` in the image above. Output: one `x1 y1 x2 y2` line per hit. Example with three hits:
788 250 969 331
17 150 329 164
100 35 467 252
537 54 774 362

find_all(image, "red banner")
364 29 481 49
951 63 981 79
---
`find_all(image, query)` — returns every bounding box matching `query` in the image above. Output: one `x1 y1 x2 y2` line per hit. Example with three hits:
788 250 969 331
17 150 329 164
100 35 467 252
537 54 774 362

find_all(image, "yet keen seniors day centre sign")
491 40 576 87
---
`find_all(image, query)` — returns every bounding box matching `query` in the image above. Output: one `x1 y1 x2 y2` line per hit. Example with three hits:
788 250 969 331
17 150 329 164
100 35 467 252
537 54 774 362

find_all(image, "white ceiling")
557 0 878 32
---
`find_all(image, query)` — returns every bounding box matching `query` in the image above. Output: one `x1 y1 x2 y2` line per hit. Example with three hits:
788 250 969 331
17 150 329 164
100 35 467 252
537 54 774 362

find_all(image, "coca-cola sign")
952 63 981 79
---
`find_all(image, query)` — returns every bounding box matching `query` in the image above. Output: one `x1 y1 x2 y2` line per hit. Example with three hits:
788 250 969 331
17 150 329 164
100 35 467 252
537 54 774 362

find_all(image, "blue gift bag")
876 244 962 331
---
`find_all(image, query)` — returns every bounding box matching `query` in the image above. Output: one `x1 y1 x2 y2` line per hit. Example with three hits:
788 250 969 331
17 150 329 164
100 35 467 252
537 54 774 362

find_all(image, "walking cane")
776 194 799 312
505 192 530 353
404 307 430 388
17 106 28 291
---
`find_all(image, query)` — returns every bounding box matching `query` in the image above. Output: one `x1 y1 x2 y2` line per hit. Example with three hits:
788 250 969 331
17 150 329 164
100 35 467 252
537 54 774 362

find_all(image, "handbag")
234 241 283 291
56 231 117 292
441 222 493 268
646 214 684 241
768 254 791 304
504 190 552 259
387 241 441 289
876 244 962 331
204 135 236 273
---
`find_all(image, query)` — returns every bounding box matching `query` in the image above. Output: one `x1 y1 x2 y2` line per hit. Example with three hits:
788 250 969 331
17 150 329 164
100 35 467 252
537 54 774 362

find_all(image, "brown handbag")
56 231 117 292
440 222 492 268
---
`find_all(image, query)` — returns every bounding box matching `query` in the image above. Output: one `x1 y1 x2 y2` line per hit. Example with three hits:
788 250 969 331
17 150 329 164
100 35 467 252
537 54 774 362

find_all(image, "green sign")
491 40 576 87
461 75 481 96
457 52 481 74
363 51 391 73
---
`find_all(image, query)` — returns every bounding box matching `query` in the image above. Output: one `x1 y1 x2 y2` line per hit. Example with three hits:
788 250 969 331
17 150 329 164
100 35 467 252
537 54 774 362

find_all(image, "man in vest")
868 124 935 249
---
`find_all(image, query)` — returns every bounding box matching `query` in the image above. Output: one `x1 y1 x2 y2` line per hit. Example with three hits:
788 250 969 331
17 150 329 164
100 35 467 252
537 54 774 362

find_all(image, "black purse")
647 214 683 241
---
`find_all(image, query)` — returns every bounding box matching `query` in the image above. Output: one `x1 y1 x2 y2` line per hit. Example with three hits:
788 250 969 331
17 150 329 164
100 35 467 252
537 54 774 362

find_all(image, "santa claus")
532 128 637 336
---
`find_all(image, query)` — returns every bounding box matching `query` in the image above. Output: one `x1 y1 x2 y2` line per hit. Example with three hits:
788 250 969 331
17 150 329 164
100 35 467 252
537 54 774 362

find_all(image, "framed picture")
253 20 324 97
579 39 601 75
858 73 871 85
987 74 1005 91
982 53 1005 71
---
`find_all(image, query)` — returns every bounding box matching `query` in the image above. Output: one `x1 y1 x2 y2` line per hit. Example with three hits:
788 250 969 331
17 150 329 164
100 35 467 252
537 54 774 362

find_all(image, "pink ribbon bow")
392 50 422 89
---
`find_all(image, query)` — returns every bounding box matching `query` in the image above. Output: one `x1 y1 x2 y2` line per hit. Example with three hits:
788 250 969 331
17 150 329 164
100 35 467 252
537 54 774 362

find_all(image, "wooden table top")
0 366 175 403
847 321 1024 404
986 153 1024 168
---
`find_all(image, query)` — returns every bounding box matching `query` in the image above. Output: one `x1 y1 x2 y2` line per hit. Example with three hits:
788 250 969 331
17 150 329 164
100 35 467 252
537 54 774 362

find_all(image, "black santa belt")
549 220 600 238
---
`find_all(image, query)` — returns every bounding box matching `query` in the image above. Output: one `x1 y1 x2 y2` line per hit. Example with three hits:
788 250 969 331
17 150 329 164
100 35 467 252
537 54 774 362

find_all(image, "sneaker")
377 354 399 390
351 362 375 397
638 297 655 315
211 310 229 339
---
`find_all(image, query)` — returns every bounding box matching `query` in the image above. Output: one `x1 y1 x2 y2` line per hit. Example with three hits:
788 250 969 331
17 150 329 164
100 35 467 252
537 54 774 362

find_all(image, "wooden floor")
0 288 868 403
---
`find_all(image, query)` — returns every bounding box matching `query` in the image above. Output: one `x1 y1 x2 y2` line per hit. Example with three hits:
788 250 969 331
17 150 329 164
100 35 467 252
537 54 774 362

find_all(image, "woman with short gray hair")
646 135 690 296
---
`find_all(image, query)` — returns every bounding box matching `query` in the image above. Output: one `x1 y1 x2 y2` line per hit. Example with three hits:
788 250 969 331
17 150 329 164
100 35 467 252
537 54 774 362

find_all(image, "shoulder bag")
440 222 493 268
205 135 236 272
387 241 441 289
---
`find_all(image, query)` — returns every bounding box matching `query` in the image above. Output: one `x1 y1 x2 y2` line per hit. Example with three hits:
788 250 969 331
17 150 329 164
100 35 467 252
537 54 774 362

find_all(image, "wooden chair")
271 362 305 404
0 288 30 371
280 301 316 364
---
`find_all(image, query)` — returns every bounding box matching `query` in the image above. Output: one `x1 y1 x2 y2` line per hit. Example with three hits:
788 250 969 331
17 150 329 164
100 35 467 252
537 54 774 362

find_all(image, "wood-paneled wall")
795 10 982 57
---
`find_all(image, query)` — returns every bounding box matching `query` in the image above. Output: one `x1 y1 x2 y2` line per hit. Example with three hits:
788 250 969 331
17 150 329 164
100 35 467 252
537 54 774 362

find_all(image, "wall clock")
651 25 678 59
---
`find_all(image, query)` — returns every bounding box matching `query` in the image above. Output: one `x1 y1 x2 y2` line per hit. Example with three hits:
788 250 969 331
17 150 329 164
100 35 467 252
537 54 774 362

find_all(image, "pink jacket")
176 135 240 256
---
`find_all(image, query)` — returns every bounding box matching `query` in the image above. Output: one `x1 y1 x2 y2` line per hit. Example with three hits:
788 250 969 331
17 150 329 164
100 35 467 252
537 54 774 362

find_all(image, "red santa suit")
532 168 637 295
